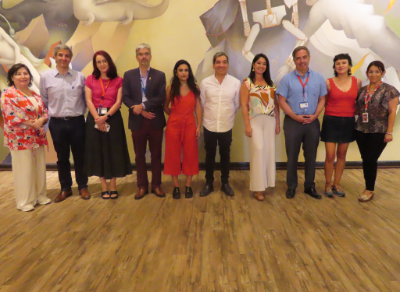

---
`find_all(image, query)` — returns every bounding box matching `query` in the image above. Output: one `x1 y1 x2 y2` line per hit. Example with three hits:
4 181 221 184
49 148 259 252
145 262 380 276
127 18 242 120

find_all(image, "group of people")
1 43 398 212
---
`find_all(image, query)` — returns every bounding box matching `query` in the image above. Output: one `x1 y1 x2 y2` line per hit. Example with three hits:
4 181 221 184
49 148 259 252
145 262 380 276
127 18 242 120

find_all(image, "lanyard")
99 78 110 108
364 82 381 111
140 74 147 96
297 74 309 99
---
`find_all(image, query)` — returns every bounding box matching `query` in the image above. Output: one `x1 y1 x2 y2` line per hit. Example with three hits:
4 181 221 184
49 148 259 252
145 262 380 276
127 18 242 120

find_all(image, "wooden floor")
1 169 400 292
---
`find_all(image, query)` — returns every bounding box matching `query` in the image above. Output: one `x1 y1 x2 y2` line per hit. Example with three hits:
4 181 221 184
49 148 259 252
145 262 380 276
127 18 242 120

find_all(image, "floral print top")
1 86 48 150
244 77 276 119
355 82 399 133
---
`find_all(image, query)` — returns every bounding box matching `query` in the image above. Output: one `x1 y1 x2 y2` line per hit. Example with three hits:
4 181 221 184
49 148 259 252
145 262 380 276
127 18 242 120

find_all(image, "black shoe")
101 191 110 199
221 183 234 196
304 187 322 199
185 186 193 198
172 187 181 199
200 184 214 197
286 189 295 199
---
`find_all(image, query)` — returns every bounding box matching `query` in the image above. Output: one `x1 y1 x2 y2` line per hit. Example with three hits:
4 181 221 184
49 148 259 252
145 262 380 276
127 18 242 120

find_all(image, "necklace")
181 84 187 86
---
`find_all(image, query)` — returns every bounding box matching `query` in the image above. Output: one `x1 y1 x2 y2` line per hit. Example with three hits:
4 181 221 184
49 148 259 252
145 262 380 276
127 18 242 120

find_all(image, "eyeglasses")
96 60 108 65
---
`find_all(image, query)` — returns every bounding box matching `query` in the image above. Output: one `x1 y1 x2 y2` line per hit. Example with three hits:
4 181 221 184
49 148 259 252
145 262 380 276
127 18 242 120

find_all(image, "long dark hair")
170 60 200 103
333 53 353 77
248 54 274 87
92 50 118 80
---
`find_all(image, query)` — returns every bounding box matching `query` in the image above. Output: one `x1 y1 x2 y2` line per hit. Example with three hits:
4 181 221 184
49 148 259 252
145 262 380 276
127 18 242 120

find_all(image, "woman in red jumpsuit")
164 60 202 199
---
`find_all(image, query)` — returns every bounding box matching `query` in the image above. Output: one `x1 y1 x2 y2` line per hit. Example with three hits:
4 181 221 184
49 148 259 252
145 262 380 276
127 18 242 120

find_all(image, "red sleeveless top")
325 76 358 117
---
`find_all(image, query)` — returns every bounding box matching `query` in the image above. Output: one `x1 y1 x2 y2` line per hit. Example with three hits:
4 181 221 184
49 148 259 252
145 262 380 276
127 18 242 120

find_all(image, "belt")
52 115 84 120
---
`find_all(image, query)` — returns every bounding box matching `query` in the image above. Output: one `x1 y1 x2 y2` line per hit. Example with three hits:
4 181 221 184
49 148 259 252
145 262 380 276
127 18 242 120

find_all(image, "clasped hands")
25 117 46 136
94 115 109 132
131 104 155 120
294 114 317 124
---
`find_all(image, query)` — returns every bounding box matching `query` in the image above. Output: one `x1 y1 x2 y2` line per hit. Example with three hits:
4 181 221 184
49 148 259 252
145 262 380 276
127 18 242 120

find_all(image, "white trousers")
248 115 276 191
10 146 47 209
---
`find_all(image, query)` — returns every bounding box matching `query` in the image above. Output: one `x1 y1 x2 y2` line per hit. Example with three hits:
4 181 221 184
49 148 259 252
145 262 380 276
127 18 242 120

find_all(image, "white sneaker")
37 197 52 205
18 204 35 212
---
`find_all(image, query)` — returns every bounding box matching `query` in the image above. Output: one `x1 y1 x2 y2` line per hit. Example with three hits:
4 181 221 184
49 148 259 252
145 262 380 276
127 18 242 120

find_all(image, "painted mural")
0 0 399 164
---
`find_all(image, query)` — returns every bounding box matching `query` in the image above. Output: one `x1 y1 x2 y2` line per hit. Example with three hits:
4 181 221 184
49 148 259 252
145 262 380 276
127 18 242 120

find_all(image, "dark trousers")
131 119 163 189
283 115 320 190
49 116 88 191
204 127 232 184
355 130 387 191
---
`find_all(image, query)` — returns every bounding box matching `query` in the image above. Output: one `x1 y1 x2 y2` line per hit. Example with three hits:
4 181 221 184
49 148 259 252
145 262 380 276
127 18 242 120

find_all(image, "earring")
252 68 254 71
348 68 352 75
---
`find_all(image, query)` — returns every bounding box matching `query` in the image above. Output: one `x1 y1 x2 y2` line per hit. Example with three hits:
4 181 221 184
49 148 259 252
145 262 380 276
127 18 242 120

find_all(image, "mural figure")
276 0 400 87
73 0 170 26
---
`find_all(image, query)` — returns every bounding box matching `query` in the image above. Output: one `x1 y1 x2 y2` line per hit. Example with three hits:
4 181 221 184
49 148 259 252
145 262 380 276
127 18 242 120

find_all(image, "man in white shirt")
199 52 241 197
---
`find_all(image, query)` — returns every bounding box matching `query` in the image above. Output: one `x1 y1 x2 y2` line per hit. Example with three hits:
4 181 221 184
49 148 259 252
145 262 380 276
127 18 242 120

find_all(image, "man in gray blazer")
122 43 166 199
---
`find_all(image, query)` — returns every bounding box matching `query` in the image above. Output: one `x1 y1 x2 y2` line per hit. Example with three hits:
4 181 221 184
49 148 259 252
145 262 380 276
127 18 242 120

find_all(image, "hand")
275 123 280 135
293 115 309 124
38 127 46 136
245 125 252 137
95 115 108 125
132 104 143 115
98 123 108 132
384 134 393 143
196 127 201 139
141 110 155 119
302 114 317 124
31 118 45 129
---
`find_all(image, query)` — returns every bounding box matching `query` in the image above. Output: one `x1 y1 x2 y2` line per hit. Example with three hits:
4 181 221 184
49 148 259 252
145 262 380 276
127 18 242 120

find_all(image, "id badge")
362 112 369 123
300 102 309 109
97 107 107 115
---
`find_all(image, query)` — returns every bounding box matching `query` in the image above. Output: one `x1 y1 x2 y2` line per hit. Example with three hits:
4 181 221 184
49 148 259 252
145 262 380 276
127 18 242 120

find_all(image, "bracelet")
385 132 392 135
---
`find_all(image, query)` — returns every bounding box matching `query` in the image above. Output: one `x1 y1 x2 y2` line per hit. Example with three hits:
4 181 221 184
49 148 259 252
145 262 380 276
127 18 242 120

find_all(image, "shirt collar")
140 67 151 78
213 73 228 83
53 67 73 77
295 68 311 77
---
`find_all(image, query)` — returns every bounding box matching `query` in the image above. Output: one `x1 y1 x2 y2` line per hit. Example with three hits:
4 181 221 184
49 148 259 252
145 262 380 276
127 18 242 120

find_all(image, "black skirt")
321 115 355 143
85 110 132 179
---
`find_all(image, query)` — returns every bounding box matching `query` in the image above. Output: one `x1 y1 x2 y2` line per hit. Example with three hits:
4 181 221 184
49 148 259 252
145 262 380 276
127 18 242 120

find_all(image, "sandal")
254 192 264 201
332 184 345 197
325 184 333 198
110 191 119 199
358 190 374 202
101 191 110 199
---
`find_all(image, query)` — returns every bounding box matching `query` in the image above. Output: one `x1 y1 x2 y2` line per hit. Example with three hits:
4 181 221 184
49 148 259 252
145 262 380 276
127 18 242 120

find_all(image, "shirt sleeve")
382 85 400 109
234 79 241 112
200 80 206 109
319 74 328 97
85 75 93 89
39 74 48 108
276 75 289 98
117 76 123 89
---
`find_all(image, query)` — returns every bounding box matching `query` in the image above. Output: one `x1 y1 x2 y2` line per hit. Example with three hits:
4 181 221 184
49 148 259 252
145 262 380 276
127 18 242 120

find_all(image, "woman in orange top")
164 60 202 199
321 54 361 197
1 64 50 211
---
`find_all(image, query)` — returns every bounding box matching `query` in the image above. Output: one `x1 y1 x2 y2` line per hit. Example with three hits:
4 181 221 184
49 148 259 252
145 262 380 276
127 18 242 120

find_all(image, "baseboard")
1 161 400 171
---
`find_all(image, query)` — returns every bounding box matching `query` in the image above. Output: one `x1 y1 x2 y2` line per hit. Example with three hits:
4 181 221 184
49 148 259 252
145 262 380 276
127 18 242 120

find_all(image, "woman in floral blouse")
1 64 50 211
241 53 280 201
355 61 399 202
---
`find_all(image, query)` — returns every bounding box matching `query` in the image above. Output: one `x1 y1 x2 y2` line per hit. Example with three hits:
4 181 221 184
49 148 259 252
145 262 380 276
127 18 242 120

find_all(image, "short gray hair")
292 46 310 59
136 43 152 55
213 52 229 64
54 44 73 58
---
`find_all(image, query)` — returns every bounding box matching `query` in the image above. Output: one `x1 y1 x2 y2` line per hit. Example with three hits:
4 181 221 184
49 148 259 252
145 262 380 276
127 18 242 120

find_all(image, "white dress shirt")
200 74 241 133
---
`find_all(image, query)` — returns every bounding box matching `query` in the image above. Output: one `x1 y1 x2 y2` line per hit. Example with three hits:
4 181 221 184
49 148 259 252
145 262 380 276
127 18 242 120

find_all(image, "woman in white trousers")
241 53 280 201
1 64 50 211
